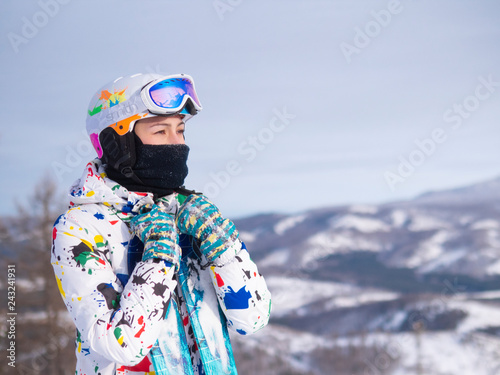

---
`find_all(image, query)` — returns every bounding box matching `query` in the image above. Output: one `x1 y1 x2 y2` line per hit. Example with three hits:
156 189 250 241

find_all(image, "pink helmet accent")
86 73 162 156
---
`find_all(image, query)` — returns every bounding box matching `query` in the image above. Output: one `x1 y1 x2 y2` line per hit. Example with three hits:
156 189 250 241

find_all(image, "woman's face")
133 115 186 145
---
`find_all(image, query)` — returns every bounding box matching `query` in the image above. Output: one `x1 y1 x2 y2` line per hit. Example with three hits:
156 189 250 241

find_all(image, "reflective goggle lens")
148 77 201 110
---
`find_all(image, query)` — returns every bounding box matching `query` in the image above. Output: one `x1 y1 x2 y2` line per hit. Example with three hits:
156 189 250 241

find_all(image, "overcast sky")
1 0 500 218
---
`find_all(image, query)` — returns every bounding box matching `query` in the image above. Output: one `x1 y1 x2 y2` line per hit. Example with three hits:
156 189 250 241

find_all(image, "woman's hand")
130 204 181 268
175 194 239 264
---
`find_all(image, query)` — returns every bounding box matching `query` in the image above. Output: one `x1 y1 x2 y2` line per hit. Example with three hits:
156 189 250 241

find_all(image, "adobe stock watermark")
384 74 499 192
340 0 403 64
213 0 243 21
202 107 296 198
7 0 72 54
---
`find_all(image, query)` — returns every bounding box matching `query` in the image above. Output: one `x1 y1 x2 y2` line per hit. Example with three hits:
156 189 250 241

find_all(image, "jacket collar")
69 159 155 220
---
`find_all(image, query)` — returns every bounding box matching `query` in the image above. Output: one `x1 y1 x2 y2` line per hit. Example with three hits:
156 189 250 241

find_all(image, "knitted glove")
176 194 239 265
130 204 181 268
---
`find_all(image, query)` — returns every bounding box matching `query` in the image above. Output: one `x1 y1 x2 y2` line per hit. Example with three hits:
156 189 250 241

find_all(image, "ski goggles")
140 74 203 116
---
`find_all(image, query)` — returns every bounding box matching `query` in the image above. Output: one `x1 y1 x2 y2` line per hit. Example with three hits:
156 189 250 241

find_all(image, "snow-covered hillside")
231 177 500 374
235 177 500 280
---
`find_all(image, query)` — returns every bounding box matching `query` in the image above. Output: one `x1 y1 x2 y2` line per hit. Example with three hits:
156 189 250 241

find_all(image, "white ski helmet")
86 73 202 158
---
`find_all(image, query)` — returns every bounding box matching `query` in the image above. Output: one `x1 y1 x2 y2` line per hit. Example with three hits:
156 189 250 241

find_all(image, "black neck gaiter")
105 134 190 198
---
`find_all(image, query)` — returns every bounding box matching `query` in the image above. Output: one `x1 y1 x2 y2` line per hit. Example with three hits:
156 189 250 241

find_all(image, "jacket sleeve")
51 208 177 366
209 240 272 335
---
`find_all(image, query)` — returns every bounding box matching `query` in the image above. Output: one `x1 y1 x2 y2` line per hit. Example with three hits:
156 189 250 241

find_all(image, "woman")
51 73 272 374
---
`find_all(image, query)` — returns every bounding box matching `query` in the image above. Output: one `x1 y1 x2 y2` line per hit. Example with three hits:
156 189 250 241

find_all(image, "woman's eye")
155 130 166 135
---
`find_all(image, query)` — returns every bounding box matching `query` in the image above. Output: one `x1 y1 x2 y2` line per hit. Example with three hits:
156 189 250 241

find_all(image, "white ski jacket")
51 159 271 375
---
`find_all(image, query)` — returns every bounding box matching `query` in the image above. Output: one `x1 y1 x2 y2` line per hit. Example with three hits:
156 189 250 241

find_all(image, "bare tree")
0 174 75 374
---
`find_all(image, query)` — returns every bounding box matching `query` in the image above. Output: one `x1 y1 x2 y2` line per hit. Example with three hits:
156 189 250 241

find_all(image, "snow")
445 297 500 334
16 277 45 292
332 330 500 375
485 229 500 248
229 198 500 374
407 214 449 231
450 300 500 334
471 219 500 231
348 204 378 214
384 310 408 331
265 276 356 317
301 231 383 266
287 282 500 373
324 290 400 310
238 230 257 243
418 248 467 274
367 310 408 332
235 326 500 375
23 311 48 321
459 215 475 225
390 332 500 375
330 214 390 233
274 215 306 235
466 290 500 300
486 259 500 275
266 276 400 318
229 292 500 375
230 324 336 372
390 209 408 227
259 248 290 267
405 230 451 269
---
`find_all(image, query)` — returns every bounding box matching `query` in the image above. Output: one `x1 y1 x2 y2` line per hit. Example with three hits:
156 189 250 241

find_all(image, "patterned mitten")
130 204 181 268
175 194 239 265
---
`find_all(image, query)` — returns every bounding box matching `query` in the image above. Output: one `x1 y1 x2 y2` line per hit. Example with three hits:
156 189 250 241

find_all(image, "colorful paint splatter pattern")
51 159 271 375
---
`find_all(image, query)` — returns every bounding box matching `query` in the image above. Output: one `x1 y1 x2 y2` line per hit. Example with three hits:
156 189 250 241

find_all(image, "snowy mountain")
235 178 500 281
230 177 500 374
414 176 500 205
